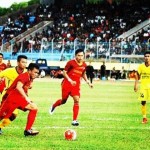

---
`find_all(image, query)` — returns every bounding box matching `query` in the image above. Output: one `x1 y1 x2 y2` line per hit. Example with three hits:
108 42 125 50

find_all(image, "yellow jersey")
138 64 150 89
0 67 27 93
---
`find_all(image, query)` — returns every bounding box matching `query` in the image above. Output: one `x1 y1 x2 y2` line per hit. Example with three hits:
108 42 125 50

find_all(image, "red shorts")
61 80 80 99
0 92 29 120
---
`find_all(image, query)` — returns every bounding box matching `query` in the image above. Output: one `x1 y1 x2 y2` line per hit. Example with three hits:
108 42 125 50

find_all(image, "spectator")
100 61 106 80
6 60 11 68
86 62 95 84
111 67 117 79
40 70 46 78
120 66 126 79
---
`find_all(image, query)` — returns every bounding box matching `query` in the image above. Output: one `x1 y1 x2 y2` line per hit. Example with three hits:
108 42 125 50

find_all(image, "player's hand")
86 81 93 88
70 80 76 86
89 83 93 88
29 85 32 89
26 97 31 103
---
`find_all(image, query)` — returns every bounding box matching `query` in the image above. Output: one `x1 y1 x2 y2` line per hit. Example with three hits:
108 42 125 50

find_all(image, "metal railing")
1 38 150 62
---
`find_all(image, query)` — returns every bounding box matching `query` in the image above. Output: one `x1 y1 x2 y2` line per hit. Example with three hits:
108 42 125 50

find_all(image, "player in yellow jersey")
134 51 150 124
0 55 27 134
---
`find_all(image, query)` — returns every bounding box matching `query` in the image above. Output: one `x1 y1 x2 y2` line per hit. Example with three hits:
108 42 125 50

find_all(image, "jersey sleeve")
17 73 29 84
64 61 72 72
137 65 142 75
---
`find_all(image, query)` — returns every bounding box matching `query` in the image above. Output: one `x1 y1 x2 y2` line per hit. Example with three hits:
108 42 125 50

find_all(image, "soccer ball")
64 129 77 140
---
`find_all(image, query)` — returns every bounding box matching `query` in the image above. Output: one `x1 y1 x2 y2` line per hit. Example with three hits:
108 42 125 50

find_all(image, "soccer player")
49 49 93 126
0 63 39 136
134 51 150 124
0 53 7 72
0 55 27 134
0 53 7 93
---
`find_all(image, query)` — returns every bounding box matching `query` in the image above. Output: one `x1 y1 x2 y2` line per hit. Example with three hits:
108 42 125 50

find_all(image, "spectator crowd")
0 0 149 58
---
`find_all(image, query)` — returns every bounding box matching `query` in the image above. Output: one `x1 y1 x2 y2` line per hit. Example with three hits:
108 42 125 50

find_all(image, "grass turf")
0 78 149 150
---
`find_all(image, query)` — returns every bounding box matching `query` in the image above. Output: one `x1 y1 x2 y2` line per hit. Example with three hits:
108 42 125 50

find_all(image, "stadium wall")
4 60 139 71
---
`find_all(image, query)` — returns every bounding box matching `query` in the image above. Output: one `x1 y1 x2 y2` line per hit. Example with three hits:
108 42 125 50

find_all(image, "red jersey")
0 63 7 92
6 72 32 96
0 63 7 72
64 59 87 84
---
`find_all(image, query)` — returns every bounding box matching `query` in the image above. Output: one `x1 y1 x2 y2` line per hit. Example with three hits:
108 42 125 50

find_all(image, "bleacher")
0 1 149 63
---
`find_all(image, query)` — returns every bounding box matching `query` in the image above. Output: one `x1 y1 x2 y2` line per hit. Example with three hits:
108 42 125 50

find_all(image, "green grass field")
0 78 149 150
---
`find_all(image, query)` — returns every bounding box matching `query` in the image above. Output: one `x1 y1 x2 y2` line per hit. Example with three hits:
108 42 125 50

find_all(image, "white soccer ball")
64 129 77 140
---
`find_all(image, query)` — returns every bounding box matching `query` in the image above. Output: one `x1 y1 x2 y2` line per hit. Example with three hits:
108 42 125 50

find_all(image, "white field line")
4 125 150 130
92 117 140 121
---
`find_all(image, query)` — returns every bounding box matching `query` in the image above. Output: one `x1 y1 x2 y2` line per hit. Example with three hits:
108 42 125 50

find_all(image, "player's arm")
16 81 31 102
82 71 93 88
63 70 76 86
134 71 140 92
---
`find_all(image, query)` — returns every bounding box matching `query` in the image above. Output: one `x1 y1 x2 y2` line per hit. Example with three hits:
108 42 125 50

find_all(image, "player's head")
75 49 84 55
27 63 39 79
0 53 4 63
0 53 4 58
144 51 150 56
17 55 28 69
75 49 85 63
144 51 150 64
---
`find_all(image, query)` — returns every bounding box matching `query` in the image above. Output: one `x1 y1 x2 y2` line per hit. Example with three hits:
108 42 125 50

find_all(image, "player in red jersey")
0 53 7 71
49 49 93 126
0 63 40 136
0 53 7 93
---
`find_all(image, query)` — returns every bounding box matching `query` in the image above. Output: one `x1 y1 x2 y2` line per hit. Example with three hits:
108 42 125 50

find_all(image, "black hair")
27 63 39 71
17 55 28 62
75 49 84 55
0 53 3 57
144 51 150 56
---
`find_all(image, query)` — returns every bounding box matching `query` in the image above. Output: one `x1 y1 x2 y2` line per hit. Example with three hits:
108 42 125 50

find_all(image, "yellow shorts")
12 109 19 115
138 89 150 101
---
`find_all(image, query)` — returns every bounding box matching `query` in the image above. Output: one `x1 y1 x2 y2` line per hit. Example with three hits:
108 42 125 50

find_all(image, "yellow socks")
0 118 11 129
141 105 146 118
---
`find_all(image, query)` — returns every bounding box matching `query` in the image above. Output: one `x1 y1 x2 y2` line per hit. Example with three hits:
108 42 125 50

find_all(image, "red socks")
73 103 79 121
25 109 37 130
53 99 62 108
53 100 79 121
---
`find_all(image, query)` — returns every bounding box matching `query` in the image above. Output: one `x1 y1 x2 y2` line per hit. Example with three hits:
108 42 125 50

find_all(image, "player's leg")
138 89 148 124
0 99 17 134
0 92 12 133
71 85 80 126
0 109 18 131
49 95 69 114
49 84 70 114
21 101 39 136
141 101 147 123
72 95 80 126
9 109 18 121
0 118 11 134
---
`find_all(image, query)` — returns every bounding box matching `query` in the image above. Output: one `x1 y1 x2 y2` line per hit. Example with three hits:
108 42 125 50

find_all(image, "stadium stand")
0 0 149 62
